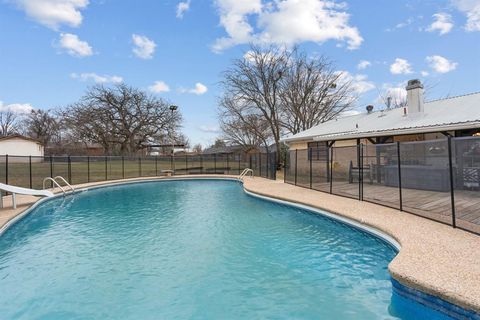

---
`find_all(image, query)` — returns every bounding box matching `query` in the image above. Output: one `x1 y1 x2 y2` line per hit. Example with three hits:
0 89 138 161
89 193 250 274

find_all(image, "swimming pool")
0 179 450 319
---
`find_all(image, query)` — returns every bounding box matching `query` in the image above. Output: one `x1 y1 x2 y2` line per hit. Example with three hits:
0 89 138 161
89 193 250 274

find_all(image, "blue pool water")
0 180 450 319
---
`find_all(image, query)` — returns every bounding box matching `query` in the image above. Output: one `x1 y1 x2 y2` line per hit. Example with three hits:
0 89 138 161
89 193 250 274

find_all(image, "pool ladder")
43 176 76 195
238 168 254 180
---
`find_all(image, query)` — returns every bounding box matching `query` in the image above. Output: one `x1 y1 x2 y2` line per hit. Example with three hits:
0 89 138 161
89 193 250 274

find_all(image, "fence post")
329 148 333 194
309 148 313 189
139 157 142 177
29 156 32 189
284 151 287 183
49 155 53 187
5 154 8 185
87 156 90 183
155 156 158 176
357 144 361 200
104 156 107 181
121 156 125 179
200 154 203 174
68 155 72 184
226 153 229 175
249 155 252 170
294 149 298 186
259 153 262 177
238 154 241 174
397 142 403 211
185 153 188 174
214 153 217 174
447 137 456 228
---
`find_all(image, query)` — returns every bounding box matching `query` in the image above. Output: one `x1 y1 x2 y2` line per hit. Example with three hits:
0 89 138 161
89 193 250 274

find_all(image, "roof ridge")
425 91 480 104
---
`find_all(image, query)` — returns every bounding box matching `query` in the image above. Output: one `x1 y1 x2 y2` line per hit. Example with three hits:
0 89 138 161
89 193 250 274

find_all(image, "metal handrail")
43 177 66 195
54 176 76 193
238 168 254 180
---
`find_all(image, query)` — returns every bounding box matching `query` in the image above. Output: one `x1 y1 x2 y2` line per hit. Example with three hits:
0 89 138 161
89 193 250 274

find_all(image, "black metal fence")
285 136 480 235
0 152 277 190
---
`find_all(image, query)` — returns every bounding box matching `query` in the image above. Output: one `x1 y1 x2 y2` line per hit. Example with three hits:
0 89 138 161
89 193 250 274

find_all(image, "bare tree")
62 84 182 155
219 45 358 166
220 45 289 165
22 109 61 146
192 143 203 154
279 50 356 134
219 95 273 151
0 111 18 136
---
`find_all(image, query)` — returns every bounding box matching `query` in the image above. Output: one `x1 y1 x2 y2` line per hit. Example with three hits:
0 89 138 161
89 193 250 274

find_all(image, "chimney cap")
406 79 423 90
366 105 374 113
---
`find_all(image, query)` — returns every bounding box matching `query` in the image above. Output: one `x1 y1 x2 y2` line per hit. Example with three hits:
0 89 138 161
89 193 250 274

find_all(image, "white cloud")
14 0 89 30
426 13 453 35
212 0 362 52
148 81 170 93
357 60 371 70
59 33 93 57
390 58 413 75
421 70 430 77
181 82 208 95
132 34 156 59
176 0 191 18
426 55 458 73
0 101 33 114
70 73 123 84
336 71 375 94
451 0 480 31
199 125 220 133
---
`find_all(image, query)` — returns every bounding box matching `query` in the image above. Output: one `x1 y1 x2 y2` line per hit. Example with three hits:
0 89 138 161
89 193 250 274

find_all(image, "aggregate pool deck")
0 175 479 314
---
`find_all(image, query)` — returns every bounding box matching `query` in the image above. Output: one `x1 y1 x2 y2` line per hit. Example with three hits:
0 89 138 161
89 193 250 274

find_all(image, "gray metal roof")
282 92 480 143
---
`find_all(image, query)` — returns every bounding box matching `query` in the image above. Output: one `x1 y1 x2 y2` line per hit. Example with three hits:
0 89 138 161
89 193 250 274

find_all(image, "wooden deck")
309 181 480 234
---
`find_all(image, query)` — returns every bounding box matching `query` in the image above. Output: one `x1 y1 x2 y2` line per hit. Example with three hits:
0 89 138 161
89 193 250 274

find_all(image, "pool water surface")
0 180 450 319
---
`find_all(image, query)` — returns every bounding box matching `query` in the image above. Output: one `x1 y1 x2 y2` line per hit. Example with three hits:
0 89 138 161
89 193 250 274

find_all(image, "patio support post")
357 141 361 201
68 155 72 184
294 149 298 186
87 156 90 183
397 142 403 211
29 156 32 189
447 137 456 228
329 148 333 194
249 155 252 171
309 148 313 189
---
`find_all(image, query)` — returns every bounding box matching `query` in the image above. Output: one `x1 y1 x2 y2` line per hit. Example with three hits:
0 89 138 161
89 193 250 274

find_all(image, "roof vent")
366 105 374 114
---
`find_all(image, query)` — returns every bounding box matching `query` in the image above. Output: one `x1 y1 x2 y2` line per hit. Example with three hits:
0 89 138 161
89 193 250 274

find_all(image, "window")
308 142 328 161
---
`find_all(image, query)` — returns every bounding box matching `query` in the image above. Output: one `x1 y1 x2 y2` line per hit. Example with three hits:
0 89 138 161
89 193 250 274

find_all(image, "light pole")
169 105 178 171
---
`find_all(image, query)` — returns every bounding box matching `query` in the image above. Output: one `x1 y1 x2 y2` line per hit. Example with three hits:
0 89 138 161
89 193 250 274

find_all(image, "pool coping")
0 175 479 318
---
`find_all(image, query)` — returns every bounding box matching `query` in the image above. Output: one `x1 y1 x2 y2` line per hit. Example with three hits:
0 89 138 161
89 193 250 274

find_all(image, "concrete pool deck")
0 175 479 315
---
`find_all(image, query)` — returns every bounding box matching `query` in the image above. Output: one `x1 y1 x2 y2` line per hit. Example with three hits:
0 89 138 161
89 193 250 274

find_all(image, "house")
0 135 44 160
282 79 480 150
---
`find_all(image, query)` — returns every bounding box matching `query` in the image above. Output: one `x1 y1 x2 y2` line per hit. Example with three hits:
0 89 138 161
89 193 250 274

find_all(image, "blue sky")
0 0 479 146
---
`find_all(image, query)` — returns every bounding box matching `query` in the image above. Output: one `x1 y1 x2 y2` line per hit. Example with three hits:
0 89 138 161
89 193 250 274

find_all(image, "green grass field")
0 156 259 189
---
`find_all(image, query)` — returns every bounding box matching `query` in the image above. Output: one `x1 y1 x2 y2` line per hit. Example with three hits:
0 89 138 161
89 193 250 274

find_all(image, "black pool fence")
284 136 480 235
0 152 277 190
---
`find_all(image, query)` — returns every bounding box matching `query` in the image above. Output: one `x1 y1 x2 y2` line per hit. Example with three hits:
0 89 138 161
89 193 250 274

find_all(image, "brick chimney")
406 79 424 114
